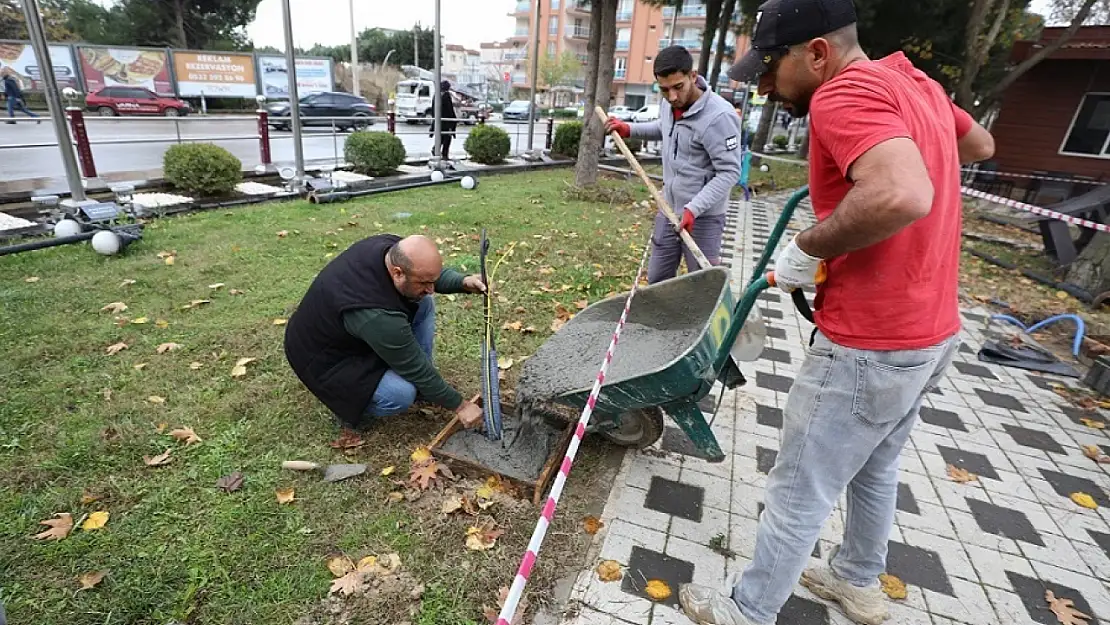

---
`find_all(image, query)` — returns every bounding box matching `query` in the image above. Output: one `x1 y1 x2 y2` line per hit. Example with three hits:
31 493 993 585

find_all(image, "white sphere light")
430 170 445 183
460 176 477 190
760 164 770 172
91 230 122 256
53 219 82 238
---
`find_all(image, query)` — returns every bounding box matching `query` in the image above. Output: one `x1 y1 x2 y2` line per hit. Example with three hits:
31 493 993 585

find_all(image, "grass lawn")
0 169 654 625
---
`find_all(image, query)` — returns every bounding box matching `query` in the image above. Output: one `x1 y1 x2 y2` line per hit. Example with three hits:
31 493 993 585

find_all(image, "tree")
536 51 581 90
55 0 262 50
708 0 737 89
574 0 618 187
697 0 724 76
0 0 77 41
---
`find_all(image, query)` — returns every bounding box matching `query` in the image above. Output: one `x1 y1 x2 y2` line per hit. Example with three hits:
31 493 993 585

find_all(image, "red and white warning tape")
960 186 1110 233
495 237 653 625
960 168 1107 186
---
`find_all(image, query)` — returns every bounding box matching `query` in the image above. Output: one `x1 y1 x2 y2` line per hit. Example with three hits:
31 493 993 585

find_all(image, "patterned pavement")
558 191 1110 625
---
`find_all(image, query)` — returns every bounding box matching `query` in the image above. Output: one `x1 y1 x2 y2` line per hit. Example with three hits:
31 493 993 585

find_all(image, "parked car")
456 98 493 125
609 105 635 121
632 104 659 122
266 91 376 131
503 100 539 122
86 87 191 117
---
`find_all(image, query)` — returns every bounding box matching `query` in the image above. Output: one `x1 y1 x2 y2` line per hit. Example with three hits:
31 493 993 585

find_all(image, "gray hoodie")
628 76 741 218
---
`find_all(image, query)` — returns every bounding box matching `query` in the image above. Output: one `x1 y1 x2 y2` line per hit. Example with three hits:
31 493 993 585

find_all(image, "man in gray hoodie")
606 45 742 283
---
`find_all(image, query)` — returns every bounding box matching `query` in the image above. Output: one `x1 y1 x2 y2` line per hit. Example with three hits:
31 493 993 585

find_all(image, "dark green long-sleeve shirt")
341 268 468 410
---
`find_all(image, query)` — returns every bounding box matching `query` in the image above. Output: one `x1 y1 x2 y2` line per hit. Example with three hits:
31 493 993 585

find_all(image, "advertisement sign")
79 47 173 95
0 42 79 91
258 56 333 99
173 52 256 97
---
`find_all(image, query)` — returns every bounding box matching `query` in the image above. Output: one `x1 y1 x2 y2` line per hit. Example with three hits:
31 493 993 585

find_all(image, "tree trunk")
955 0 1010 111
1066 233 1110 298
172 0 188 49
752 102 774 152
698 0 723 77
574 0 607 187
708 0 736 90
796 117 810 159
975 0 1099 115
595 0 618 112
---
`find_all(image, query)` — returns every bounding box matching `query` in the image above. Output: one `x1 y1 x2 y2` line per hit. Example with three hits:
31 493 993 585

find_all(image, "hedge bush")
345 131 406 175
772 134 789 149
465 125 511 164
162 143 242 196
552 121 583 158
625 138 643 154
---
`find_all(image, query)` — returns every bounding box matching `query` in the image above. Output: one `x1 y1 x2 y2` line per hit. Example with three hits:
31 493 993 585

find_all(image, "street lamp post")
383 49 396 67
526 0 541 150
349 0 359 96
432 0 442 162
281 0 305 184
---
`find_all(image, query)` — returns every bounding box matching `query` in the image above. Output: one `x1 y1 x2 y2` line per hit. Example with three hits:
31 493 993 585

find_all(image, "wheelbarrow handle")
765 264 827 324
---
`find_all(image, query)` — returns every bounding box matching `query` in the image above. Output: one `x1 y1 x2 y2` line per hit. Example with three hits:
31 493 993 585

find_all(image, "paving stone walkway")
560 191 1110 625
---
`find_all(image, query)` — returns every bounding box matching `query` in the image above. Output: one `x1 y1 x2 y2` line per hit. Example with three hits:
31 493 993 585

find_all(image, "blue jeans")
732 331 958 624
365 296 435 418
7 97 37 119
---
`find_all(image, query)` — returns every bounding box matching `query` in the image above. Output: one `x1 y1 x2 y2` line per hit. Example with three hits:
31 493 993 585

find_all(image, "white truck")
394 78 486 124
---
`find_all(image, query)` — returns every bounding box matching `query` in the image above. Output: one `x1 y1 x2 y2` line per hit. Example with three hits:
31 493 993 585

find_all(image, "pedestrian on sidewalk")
677 1 996 624
431 80 457 160
605 46 741 283
2 69 40 124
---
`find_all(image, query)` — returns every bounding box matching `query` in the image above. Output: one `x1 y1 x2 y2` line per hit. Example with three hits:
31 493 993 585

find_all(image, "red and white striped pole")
960 186 1110 234
495 238 653 625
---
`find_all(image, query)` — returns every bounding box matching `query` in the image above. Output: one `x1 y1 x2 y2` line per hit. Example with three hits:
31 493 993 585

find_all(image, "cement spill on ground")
437 408 562 483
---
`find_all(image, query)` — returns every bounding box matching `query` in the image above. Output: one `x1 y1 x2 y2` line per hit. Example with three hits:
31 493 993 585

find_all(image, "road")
0 116 555 194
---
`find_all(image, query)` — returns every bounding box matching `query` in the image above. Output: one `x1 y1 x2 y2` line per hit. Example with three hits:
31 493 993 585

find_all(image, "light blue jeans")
365 295 435 418
733 330 959 625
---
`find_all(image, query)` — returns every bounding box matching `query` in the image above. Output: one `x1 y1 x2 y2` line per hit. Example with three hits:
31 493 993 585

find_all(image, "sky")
246 0 518 51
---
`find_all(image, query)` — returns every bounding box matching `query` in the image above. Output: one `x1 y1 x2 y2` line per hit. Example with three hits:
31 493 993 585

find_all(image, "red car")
86 86 191 117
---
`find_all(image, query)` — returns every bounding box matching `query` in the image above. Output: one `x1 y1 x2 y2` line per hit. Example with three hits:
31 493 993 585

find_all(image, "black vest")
284 234 419 426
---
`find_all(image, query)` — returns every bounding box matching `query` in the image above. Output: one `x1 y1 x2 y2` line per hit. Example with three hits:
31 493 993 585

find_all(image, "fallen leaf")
143 449 172 467
120 279 136 287
387 491 405 503
189 361 203 370
277 230 289 238
380 465 396 476
1079 418 1105 430
101 302 128 314
502 321 523 332
24 276 40 283
380 552 401 571
147 395 166 405
272 318 287 326
329 570 364 595
169 426 202 445
164 255 175 265
1056 291 1070 300
131 316 148 324
596 559 623 582
410 459 451 491
410 446 432 463
81 510 109 531
644 579 672 602
156 342 182 354
522 325 537 334
216 471 245 493
208 282 225 290
274 487 295 504
356 555 377 571
575 299 588 310
133 363 147 371
230 357 256 378
155 422 168 433
181 299 211 311
442 496 464 514
465 521 504 551
483 586 528 625
1046 590 1092 625
879 573 907 600
100 388 112 401
329 430 365 449
946 464 977 483
77 570 108 590
105 341 128 355
497 356 514 370
155 319 170 329
156 250 174 259
80 492 100 505
229 289 245 296
1071 492 1098 509
33 512 74 540
550 317 567 332
583 516 604 535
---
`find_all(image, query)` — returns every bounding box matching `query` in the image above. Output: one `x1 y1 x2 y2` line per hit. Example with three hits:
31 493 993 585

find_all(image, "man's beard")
770 92 811 119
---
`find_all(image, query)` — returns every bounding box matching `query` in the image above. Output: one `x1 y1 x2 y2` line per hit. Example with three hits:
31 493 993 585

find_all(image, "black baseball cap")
728 0 857 83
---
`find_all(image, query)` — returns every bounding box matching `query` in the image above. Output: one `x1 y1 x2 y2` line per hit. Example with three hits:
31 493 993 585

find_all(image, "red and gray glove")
604 118 631 138
679 208 695 233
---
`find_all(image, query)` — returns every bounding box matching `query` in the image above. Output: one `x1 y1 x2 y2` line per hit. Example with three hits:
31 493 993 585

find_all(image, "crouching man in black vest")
284 234 486 429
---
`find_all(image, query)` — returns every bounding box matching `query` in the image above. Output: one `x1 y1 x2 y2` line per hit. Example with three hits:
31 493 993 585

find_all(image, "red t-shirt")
807 52 974 351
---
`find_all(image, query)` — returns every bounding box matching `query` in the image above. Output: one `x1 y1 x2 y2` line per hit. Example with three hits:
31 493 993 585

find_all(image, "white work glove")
773 235 823 291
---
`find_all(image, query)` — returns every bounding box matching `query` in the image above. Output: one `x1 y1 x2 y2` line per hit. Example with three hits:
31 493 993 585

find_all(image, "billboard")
0 42 79 91
173 52 256 97
79 47 173 95
258 56 333 99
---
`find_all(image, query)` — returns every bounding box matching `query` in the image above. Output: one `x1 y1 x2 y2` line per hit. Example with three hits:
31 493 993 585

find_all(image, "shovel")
281 460 368 482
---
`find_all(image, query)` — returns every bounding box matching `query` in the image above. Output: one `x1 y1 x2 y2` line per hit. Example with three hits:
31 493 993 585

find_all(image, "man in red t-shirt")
679 1 995 624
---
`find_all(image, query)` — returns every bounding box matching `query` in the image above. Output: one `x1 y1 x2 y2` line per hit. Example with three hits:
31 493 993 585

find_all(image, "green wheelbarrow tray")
525 187 811 463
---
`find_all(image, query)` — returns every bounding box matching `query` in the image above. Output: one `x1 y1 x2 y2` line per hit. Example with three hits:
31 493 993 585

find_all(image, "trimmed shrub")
552 121 583 158
162 143 241 196
625 138 643 154
772 134 789 149
465 125 511 164
345 131 406 175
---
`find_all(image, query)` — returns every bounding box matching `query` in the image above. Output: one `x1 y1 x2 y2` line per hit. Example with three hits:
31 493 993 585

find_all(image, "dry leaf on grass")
575 299 588 310
596 560 623 582
133 363 147 371
77 570 108 590
277 230 289 238
216 471 245 493
410 446 432 463
81 510 109 531
169 426 202 445
466 521 505 551
143 449 173 467
1071 492 1098 509
327 554 355 577
101 302 128 314
482 586 528 625
275 487 295 504
164 255 175 265
329 430 365 450
80 492 100 505
131 316 148 324
33 512 74 541
442 496 465 515
879 573 907 600
1082 445 1110 463
387 491 405 503
25 276 40 283
380 465 396 477
644 579 672 602
583 516 604 535
410 459 452 491
946 464 977 483
230 357 256 378
105 341 128 355
208 283 225 290
272 318 287 326
120 278 136 287
147 395 166 405
329 570 364 596
502 321 523 332
189 361 203 370
497 356 514 370
155 319 170 329
156 342 182 354
1046 590 1092 625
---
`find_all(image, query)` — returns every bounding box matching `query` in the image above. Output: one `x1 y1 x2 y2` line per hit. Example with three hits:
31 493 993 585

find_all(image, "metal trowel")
281 460 368 482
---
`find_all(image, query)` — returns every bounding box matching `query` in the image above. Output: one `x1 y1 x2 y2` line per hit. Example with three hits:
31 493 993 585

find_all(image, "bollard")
387 111 396 134
257 109 272 165
545 116 554 150
66 107 96 178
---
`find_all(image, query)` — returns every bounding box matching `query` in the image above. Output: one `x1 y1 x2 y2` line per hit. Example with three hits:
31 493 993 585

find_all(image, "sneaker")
679 583 756 625
800 566 889 625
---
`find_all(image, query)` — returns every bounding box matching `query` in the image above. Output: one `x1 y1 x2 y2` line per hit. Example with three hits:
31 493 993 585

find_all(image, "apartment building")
443 44 484 92
500 0 746 109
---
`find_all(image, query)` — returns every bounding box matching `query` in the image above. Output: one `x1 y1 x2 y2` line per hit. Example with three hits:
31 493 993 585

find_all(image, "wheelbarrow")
430 187 811 502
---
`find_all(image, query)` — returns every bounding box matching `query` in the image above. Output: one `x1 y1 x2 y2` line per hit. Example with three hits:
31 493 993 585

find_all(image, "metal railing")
567 27 590 38
663 4 707 17
616 40 630 51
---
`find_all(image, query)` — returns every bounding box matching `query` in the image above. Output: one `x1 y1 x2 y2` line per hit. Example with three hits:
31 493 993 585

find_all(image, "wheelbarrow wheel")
600 407 664 449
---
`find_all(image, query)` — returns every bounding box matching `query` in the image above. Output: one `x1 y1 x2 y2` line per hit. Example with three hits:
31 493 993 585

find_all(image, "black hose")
0 224 143 257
